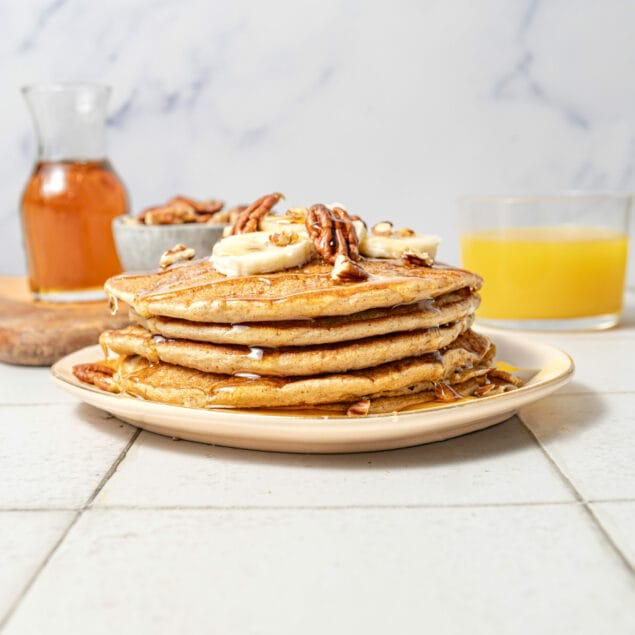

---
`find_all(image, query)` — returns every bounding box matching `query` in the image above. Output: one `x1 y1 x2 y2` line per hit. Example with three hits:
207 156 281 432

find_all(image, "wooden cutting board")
0 276 128 366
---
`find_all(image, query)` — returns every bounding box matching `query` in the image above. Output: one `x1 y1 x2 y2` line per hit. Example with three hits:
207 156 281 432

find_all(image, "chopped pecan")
331 253 369 282
231 193 284 234
473 383 498 398
305 204 362 264
401 251 433 267
160 244 196 268
395 227 416 237
346 399 371 417
285 207 309 222
73 363 117 393
372 221 393 236
434 382 461 402
269 231 300 247
488 368 523 387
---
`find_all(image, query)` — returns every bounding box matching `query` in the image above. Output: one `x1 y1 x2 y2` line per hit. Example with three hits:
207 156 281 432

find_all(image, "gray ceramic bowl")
112 216 228 271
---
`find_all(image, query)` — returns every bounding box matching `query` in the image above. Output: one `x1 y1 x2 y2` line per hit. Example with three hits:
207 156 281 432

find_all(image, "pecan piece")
160 244 196 268
73 363 117 393
434 382 461 402
346 399 371 417
142 204 198 225
488 368 523 387
401 251 433 267
331 253 369 282
167 195 224 214
269 231 300 247
473 383 498 398
371 221 393 236
231 193 284 234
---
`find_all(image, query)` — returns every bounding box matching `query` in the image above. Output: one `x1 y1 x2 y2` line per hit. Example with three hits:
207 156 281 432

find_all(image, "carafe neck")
22 83 110 161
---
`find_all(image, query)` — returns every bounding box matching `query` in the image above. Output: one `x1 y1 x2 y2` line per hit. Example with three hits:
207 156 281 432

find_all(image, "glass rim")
457 192 634 205
21 82 111 95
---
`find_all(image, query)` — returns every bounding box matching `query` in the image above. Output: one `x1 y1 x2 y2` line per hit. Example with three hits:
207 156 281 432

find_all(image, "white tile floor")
4 506 635 635
0 404 136 509
1 298 634 633
93 417 574 508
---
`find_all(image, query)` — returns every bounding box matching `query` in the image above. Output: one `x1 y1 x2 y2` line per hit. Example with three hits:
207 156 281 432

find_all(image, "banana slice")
352 219 367 243
360 222 440 260
210 231 313 277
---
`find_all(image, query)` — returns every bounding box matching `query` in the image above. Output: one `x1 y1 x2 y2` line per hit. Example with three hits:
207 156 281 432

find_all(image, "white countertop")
1 296 635 634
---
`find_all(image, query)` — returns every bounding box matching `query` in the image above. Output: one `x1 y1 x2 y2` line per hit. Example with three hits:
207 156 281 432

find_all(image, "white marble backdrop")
1 0 634 281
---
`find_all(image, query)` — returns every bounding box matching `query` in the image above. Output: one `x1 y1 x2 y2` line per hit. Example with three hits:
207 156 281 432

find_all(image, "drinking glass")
459 194 631 330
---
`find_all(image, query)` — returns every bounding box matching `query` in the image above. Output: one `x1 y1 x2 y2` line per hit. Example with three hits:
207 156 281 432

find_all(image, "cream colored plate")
50 328 574 454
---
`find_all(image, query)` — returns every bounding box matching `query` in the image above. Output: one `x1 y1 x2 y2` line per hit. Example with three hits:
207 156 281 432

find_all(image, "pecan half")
73 363 117 393
138 196 225 224
167 195 224 214
160 244 196 268
231 193 284 234
142 204 198 225
305 204 362 264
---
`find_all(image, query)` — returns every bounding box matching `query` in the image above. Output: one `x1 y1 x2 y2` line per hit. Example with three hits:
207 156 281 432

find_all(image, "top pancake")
105 258 482 323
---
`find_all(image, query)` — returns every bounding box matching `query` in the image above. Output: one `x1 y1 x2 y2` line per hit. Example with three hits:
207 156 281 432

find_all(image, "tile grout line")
2 498 634 513
84 429 141 508
83 501 581 511
518 416 635 577
0 428 141 632
0 510 82 632
0 508 78 513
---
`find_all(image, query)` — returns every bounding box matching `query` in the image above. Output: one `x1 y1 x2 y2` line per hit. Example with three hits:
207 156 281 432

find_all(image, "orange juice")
460 227 628 319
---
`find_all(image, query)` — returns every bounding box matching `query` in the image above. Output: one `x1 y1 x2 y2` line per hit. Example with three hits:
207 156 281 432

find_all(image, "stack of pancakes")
74 255 521 416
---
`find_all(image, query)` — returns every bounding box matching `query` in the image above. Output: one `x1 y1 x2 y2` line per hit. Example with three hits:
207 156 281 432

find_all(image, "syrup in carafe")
20 83 128 301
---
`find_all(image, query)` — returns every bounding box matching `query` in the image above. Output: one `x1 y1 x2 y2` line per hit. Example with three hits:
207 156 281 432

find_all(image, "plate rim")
50 328 574 431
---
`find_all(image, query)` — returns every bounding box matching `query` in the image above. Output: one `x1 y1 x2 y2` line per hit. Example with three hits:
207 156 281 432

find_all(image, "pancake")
100 315 473 377
105 258 482 323
76 330 493 408
130 289 480 347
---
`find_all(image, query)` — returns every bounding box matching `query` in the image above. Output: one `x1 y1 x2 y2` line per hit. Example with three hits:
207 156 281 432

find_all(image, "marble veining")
1 0 634 283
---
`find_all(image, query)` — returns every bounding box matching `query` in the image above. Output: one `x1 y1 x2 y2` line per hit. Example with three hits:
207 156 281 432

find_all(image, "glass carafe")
20 83 128 301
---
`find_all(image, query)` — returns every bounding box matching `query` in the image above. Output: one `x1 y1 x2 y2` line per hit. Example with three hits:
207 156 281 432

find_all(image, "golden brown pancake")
105 258 482 323
100 315 473 377
130 289 480 347
78 330 493 408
